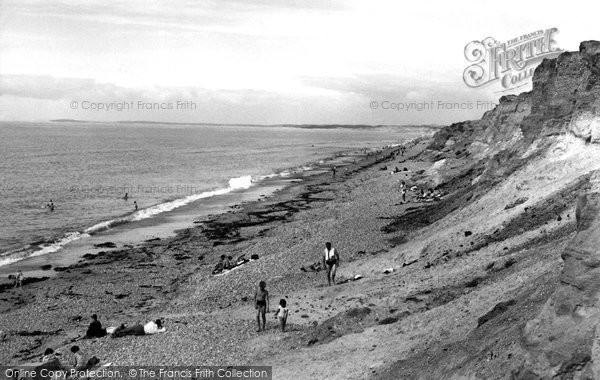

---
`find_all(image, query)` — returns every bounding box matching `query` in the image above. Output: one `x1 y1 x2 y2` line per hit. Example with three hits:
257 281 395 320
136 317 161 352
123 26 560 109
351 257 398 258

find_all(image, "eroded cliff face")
515 175 600 379
421 41 600 379
426 41 600 189
512 42 600 379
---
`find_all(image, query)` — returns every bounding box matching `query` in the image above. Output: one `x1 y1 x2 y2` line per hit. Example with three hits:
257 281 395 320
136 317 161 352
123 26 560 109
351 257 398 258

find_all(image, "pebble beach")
0 138 432 372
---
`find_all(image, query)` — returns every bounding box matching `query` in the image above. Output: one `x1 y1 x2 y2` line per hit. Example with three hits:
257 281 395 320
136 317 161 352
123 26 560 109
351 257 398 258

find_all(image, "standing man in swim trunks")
254 281 269 332
322 242 340 286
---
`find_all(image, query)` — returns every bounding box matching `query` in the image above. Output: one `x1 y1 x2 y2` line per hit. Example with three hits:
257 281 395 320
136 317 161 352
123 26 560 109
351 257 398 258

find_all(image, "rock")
378 317 399 325
464 231 472 237
40 264 52 270
504 258 517 268
346 307 371 318
519 191 600 378
94 242 116 248
477 299 516 327
465 277 482 288
580 40 600 55
505 197 528 210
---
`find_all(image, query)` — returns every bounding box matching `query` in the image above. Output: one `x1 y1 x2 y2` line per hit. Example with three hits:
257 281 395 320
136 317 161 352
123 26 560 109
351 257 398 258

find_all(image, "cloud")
0 73 505 125
0 75 142 100
300 73 497 102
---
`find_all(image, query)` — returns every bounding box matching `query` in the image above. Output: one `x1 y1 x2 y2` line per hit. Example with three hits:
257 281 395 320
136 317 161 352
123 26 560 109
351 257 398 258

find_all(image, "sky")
0 0 596 125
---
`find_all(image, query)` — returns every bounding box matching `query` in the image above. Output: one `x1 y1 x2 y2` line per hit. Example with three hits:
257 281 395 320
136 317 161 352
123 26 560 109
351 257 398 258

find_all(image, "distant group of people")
225 241 339 334
395 180 443 204
43 193 139 213
256 242 337 332
416 187 443 202
84 313 166 339
212 254 251 274
37 314 166 367
123 193 138 211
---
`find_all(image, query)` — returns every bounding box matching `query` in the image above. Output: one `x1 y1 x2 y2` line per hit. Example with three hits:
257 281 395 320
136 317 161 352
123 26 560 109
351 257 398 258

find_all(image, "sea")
0 121 431 271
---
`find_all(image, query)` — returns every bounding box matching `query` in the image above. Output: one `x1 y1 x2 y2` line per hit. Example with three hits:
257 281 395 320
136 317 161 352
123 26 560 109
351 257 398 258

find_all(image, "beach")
2 0 599 376
0 138 428 367
0 118 592 378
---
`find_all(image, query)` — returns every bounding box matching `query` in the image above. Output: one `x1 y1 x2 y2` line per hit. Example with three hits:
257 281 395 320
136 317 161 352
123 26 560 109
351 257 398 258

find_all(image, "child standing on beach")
274 299 289 332
254 281 269 332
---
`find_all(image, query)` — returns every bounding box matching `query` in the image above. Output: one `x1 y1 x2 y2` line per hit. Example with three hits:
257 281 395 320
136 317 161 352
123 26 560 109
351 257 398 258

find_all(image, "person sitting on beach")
254 281 269 332
86 314 106 338
42 348 60 364
322 242 340 286
212 255 226 274
274 299 289 332
224 256 233 270
66 346 88 371
123 193 128 200
41 348 64 376
236 254 249 266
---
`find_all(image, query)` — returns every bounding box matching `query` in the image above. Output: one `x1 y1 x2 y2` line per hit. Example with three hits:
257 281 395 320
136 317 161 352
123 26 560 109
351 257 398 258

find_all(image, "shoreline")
0 144 383 280
0 138 424 365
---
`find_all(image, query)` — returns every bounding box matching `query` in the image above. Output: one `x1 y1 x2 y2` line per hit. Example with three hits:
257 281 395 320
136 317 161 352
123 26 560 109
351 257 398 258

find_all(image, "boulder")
93 242 116 248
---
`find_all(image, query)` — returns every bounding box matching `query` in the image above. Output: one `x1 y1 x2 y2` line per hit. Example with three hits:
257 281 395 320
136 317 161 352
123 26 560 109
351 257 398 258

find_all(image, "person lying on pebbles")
111 319 165 338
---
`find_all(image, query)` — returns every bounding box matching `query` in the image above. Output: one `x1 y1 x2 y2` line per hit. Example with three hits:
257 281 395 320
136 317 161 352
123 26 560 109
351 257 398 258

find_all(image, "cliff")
422 40 600 379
